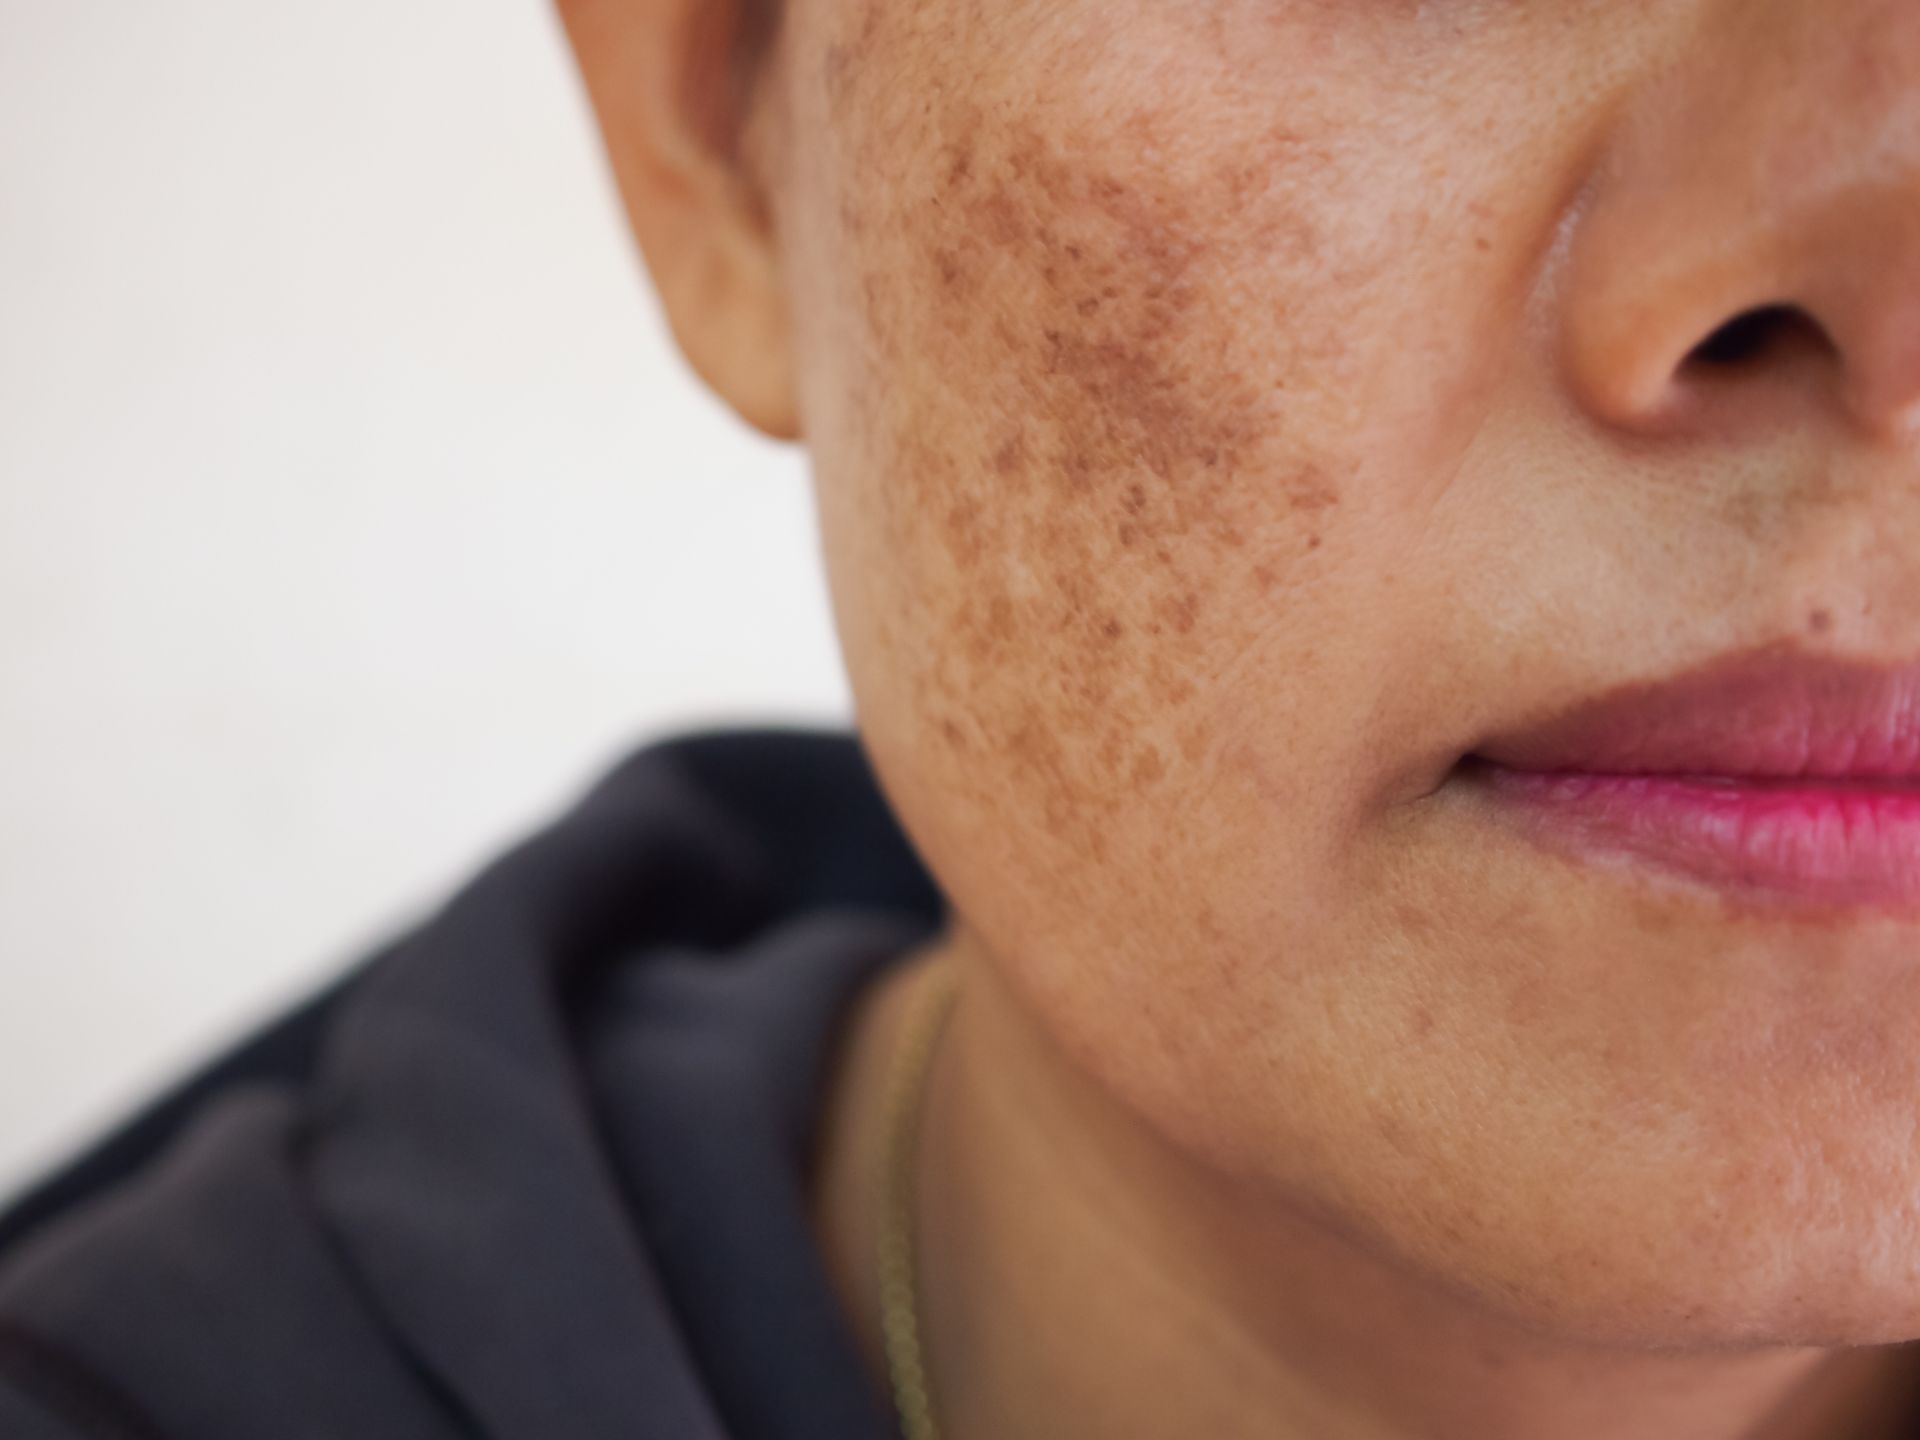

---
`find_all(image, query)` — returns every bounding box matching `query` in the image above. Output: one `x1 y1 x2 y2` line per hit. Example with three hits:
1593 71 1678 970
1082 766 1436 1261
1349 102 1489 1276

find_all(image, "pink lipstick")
1462 646 1920 910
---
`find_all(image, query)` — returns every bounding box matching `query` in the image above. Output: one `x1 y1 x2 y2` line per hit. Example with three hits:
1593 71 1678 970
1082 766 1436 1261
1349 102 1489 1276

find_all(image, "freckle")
1253 562 1279 593
1070 673 1113 708
981 190 1027 246
1289 465 1342 511
1129 747 1166 786
1124 484 1146 514
1100 615 1123 641
988 594 1016 640
1194 902 1226 942
1178 723 1209 763
939 717 969 751
944 496 982 562
1307 534 1322 550
991 432 1027 475
1411 1005 1436 1040
933 247 971 295
1166 591 1201 634
1807 608 1833 634
1505 976 1547 1029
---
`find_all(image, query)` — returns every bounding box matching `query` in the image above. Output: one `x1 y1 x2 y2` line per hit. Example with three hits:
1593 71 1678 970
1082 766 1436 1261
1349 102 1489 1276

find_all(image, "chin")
1396 1154 1920 1353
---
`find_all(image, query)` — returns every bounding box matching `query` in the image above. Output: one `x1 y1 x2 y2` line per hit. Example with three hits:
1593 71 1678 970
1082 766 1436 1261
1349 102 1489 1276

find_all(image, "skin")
554 1 1920 1436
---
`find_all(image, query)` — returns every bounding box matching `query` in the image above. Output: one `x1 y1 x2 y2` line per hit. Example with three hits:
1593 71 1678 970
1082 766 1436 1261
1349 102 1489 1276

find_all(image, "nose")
1558 0 1920 448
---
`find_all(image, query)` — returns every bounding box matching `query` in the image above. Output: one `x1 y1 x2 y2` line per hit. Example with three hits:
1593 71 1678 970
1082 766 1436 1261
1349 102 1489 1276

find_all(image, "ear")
554 0 798 440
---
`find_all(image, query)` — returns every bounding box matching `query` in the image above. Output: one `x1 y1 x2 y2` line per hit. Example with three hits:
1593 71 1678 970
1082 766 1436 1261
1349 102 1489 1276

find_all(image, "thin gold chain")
878 960 960 1440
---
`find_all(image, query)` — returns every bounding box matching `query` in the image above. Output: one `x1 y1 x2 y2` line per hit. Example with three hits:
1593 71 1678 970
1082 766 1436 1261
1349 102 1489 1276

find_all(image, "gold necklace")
878 961 960 1440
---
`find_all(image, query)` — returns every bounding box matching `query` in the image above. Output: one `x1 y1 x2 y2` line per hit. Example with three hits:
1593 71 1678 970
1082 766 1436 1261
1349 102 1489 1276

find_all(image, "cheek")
813 15 1407 885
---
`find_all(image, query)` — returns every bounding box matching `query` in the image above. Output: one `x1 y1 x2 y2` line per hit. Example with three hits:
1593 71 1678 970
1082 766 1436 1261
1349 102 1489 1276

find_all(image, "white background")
0 1 852 1195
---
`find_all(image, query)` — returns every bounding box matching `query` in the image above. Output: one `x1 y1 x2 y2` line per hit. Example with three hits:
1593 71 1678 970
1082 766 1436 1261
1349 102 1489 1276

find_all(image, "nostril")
1686 303 1820 368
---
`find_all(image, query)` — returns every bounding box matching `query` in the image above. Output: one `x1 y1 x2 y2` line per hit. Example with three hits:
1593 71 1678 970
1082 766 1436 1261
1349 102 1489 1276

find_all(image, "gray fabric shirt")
0 726 946 1440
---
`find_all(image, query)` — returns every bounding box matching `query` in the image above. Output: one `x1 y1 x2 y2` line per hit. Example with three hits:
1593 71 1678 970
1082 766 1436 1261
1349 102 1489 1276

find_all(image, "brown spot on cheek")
932 246 976 302
1289 462 1343 512
1155 591 1202 635
1129 746 1167 786
855 60 1360 849
926 109 1316 528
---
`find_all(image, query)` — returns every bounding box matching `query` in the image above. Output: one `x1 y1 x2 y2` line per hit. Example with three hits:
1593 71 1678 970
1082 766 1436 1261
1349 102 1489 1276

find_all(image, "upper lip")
1469 643 1920 781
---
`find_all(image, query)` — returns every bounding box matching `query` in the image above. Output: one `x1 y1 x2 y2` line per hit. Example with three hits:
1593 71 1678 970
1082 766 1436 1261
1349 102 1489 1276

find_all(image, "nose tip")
1555 1 1920 450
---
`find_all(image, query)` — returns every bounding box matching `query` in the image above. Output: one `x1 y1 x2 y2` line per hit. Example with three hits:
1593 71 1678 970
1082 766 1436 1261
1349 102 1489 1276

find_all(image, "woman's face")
759 0 1920 1346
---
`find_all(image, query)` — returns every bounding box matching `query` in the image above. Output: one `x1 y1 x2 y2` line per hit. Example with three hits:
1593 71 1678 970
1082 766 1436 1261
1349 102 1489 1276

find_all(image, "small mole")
1807 608 1833 634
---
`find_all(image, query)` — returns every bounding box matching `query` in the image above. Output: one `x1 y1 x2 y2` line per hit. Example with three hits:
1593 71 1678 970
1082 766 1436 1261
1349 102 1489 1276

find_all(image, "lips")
1461 644 1920 909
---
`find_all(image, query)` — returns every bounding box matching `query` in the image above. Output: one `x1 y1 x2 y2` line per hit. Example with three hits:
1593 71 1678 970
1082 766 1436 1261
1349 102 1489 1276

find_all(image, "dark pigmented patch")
831 31 1364 848
1288 462 1344 512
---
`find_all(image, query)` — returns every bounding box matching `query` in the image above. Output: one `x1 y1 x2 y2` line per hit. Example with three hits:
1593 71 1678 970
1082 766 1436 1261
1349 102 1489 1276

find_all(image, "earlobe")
553 0 800 441
684 211 801 441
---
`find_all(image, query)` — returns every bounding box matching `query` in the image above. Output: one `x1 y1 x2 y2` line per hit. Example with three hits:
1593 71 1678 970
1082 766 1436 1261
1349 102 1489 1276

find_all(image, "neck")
809 922 1920 1440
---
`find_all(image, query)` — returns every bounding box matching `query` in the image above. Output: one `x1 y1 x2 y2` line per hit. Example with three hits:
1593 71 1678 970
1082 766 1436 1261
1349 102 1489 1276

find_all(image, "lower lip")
1466 762 1920 910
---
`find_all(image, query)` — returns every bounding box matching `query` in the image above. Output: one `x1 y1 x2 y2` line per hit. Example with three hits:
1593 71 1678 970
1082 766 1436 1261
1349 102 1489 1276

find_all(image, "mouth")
1457 644 1920 912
